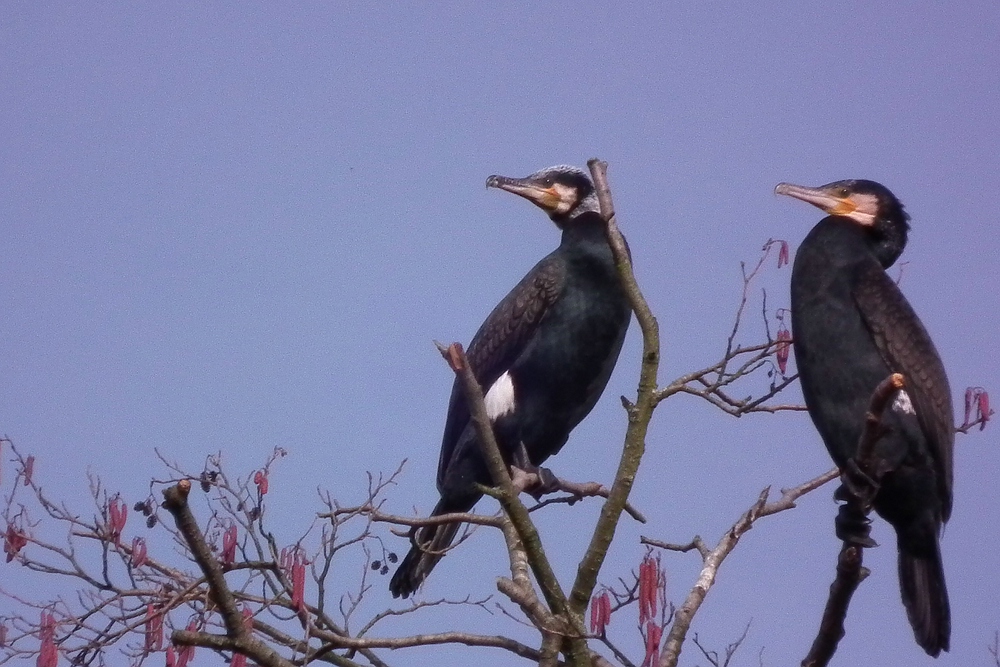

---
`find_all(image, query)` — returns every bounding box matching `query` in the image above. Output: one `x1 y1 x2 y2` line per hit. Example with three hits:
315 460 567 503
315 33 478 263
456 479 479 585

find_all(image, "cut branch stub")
432 339 464 371
162 478 192 511
449 343 465 372
855 372 905 470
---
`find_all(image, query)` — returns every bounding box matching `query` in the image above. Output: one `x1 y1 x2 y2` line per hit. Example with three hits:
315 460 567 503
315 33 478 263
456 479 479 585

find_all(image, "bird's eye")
540 177 554 187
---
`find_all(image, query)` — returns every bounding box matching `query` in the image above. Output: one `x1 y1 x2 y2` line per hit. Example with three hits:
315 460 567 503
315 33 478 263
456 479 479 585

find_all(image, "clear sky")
2 2 998 665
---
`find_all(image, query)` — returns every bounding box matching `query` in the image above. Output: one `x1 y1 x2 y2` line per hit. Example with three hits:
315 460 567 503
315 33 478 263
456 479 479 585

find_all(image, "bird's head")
775 179 910 266
486 165 599 226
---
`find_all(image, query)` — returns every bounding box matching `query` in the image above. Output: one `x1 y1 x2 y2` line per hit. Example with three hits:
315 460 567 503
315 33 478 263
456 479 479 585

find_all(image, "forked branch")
640 467 838 667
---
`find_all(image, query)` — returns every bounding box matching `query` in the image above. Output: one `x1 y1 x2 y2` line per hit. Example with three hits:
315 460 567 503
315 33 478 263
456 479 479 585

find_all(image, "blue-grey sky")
2 2 998 665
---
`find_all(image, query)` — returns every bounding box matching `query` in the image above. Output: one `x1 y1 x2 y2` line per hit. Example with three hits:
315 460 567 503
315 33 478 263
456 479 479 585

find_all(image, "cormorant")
776 179 953 656
389 165 631 598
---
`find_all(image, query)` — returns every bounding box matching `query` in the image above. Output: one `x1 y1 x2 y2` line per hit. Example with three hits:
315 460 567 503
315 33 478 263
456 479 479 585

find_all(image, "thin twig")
648 467 838 667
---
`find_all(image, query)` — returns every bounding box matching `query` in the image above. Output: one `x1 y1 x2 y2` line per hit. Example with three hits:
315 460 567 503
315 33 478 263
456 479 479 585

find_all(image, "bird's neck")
558 212 629 275
812 216 906 270
869 217 908 268
559 211 609 245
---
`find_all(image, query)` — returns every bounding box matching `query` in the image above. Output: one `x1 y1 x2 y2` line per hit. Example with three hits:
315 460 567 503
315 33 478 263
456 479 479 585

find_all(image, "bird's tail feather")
898 531 950 656
389 496 472 599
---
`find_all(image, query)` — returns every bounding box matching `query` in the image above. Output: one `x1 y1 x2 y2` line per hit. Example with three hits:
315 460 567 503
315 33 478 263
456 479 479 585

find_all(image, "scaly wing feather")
436 255 566 488
853 263 954 519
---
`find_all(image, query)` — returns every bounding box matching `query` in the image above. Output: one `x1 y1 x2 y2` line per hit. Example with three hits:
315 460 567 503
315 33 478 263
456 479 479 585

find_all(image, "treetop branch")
570 160 660 623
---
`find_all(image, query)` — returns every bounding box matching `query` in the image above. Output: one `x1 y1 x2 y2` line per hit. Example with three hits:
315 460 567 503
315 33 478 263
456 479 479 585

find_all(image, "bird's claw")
834 501 878 547
534 466 559 495
833 456 886 549
836 458 881 509
510 463 560 500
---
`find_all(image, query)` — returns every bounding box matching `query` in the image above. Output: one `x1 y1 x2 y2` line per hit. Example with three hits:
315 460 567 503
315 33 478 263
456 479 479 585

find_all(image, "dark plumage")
389 166 631 598
777 179 953 656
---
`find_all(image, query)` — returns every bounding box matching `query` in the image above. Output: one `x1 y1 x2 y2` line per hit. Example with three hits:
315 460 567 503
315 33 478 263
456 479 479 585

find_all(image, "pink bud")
777 240 790 268
642 621 663 667
590 592 611 634
23 456 34 486
145 604 163 652
108 497 127 547
0 621 7 647
292 557 306 613
166 646 176 667
132 537 148 568
174 622 197 667
221 524 238 565
232 654 247 667
38 611 57 667
254 470 269 496
638 553 659 624
978 391 991 431
281 546 309 611
601 597 610 631
775 325 792 376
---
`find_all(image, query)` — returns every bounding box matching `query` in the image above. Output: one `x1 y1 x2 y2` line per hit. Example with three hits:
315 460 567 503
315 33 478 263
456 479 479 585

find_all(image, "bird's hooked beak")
774 182 877 226
486 174 568 215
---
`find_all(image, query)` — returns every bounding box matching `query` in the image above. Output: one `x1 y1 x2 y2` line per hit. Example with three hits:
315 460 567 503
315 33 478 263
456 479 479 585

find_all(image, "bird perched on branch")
389 165 631 598
776 179 954 656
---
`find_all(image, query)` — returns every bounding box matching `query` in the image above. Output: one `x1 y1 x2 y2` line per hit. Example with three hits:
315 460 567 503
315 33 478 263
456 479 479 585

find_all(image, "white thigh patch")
892 389 916 415
484 371 516 420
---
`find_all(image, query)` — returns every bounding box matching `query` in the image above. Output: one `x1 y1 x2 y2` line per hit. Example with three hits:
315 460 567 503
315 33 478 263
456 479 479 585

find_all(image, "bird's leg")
832 457 890 548
510 443 559 500
836 458 879 507
833 497 878 548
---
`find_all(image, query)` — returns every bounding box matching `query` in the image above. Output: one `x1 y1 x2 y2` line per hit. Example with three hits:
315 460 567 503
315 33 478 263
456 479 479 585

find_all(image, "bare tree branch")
691 618 752 667
161 479 296 667
569 159 660 636
643 467 838 667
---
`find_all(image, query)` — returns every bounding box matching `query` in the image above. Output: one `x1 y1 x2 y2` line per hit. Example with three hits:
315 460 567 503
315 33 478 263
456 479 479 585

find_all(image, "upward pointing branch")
569 160 660 617
162 480 294 667
437 342 588 667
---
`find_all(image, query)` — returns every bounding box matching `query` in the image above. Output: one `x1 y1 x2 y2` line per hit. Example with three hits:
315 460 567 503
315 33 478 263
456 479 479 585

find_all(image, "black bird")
389 165 631 598
776 179 954 656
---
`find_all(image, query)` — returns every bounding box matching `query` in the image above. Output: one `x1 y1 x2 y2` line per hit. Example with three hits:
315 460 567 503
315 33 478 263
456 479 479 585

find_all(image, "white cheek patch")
846 209 877 226
846 193 880 226
484 371 516 420
552 183 577 215
892 389 916 415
